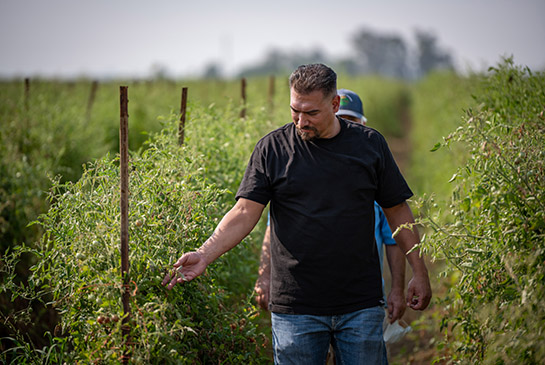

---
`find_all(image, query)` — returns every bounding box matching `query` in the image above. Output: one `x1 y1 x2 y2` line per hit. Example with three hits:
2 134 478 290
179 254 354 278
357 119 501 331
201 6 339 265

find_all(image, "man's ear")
332 94 340 113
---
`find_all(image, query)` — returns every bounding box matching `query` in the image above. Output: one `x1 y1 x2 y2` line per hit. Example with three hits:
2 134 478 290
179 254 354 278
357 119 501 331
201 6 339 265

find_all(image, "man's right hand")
387 287 406 323
162 251 207 290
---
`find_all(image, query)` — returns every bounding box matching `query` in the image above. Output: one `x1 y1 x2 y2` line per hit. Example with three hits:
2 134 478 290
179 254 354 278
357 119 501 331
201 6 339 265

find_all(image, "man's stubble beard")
296 125 320 141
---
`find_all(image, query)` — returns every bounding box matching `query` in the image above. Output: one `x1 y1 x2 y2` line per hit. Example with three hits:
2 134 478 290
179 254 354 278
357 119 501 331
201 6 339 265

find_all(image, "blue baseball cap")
336 88 367 122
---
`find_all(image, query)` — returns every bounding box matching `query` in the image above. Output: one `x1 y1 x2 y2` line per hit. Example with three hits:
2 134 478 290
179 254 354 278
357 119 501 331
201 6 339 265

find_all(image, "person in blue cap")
336 88 407 322
163 64 431 364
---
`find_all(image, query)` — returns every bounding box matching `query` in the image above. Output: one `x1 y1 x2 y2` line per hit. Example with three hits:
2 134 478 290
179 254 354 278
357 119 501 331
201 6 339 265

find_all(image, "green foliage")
0 79 181 351
416 59 545 363
1 113 269 363
0 81 106 252
178 99 277 297
0 77 272 251
408 70 479 202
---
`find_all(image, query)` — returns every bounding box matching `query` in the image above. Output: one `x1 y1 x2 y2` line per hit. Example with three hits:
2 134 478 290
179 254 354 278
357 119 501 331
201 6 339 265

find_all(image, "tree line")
202 28 454 80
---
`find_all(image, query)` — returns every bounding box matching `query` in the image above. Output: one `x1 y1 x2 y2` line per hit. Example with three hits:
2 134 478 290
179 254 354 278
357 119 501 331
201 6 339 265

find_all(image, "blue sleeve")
375 203 396 245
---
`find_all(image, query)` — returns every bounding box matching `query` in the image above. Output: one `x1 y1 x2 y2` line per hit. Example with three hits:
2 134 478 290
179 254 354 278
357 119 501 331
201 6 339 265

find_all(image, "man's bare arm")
383 201 432 310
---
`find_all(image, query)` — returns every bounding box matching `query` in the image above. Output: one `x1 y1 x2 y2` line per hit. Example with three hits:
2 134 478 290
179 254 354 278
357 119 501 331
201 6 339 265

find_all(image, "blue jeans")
271 306 387 365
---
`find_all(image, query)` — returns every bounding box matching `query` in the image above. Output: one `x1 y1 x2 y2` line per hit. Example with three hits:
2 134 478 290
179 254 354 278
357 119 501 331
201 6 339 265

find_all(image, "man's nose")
298 115 309 128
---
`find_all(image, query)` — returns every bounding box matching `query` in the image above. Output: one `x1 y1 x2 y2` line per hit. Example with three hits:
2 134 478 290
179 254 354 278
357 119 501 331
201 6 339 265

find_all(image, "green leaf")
430 142 442 152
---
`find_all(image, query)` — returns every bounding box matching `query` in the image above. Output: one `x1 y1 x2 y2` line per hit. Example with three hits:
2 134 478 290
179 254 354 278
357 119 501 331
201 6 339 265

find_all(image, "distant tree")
203 62 223 79
350 28 410 78
238 48 330 77
231 28 454 79
415 29 454 77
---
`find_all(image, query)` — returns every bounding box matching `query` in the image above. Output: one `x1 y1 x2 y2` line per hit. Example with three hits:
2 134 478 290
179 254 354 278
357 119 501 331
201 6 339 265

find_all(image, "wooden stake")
240 77 247 119
179 87 188 146
119 86 131 364
24 78 30 112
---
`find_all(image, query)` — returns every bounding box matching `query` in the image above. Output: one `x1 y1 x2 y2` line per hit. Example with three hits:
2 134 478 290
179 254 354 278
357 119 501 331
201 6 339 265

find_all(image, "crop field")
1 59 544 363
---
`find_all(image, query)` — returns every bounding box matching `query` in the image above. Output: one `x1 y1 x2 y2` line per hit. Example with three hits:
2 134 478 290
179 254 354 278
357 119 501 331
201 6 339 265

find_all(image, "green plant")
1 113 269 363
408 70 479 202
416 59 545 363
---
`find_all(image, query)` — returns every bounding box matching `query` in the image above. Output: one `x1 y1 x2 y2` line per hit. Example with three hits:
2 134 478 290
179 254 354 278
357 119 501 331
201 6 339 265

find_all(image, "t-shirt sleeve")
374 134 413 208
235 141 272 205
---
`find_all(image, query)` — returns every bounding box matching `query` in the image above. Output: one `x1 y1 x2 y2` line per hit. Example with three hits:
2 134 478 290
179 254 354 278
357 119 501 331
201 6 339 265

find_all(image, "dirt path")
383 101 445 364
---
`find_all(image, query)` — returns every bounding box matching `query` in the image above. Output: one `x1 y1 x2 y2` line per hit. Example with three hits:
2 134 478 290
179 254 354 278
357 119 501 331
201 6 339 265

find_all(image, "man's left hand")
406 273 432 310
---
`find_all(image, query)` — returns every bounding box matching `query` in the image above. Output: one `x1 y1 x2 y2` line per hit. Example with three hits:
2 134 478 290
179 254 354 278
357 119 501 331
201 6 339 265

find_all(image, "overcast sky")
1 0 544 78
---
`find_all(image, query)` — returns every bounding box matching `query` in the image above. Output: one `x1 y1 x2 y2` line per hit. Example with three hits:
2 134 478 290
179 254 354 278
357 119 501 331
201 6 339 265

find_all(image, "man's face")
290 89 340 141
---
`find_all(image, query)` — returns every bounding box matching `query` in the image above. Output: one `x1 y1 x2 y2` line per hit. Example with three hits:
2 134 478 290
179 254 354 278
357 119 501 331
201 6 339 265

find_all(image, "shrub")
417 59 545 363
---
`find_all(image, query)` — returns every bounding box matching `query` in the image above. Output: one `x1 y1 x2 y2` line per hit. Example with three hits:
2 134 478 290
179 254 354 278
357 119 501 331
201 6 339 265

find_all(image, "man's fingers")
406 284 421 305
254 287 268 310
409 297 420 309
162 265 191 289
408 294 420 309
408 292 431 310
390 306 400 323
255 295 267 310
162 271 173 286
173 256 186 268
417 294 431 310
168 275 179 290
162 252 207 290
406 287 415 307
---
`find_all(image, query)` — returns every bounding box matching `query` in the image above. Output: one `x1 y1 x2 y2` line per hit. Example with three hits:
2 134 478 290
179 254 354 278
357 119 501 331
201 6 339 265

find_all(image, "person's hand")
387 287 406 323
406 273 432 310
162 252 207 290
254 277 270 311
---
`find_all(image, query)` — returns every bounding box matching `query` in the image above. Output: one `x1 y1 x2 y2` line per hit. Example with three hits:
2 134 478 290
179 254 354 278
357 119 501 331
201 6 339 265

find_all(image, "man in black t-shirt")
254 89 407 321
163 64 431 364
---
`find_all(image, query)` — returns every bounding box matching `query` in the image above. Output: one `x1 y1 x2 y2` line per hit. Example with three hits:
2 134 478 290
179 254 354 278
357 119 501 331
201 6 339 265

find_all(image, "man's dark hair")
289 64 337 98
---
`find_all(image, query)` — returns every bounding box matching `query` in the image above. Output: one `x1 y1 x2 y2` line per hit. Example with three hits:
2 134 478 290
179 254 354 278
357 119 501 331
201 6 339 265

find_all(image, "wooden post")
24 78 30 112
179 87 188 146
240 77 247 119
119 86 131 364
86 80 99 122
268 75 275 113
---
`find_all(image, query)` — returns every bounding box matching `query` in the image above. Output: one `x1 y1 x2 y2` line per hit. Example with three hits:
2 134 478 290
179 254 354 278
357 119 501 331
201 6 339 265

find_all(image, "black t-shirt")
236 118 413 315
